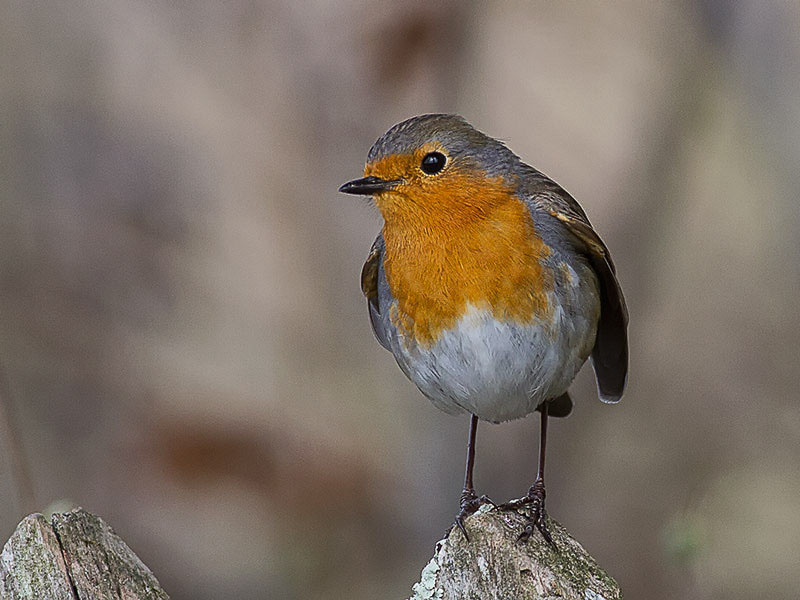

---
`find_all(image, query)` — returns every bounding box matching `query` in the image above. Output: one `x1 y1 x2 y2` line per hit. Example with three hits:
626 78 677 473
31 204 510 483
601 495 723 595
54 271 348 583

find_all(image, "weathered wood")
3 506 619 599
1 509 168 600
0 514 74 600
409 505 622 600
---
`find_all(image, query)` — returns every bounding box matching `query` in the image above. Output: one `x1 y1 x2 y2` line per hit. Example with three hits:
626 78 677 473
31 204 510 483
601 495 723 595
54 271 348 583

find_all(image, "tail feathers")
589 253 629 403
591 304 628 403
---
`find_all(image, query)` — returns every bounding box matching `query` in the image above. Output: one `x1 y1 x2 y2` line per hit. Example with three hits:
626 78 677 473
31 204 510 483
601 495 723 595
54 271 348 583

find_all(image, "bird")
338 114 628 545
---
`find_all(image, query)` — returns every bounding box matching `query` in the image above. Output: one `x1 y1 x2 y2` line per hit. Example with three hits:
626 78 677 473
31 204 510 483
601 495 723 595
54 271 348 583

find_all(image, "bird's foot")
499 480 556 548
453 488 495 541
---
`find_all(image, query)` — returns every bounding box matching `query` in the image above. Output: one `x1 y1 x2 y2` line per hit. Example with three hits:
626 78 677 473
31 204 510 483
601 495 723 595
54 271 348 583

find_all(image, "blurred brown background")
1 1 798 599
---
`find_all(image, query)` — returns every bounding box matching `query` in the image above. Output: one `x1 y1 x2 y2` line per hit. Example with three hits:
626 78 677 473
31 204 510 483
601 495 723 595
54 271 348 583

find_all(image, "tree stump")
409 505 622 600
2 506 621 599
1 508 168 600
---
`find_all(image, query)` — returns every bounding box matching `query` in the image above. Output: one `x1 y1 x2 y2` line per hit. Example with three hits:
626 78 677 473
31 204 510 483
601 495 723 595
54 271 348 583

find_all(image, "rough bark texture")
2 506 620 599
409 505 622 600
1 509 168 600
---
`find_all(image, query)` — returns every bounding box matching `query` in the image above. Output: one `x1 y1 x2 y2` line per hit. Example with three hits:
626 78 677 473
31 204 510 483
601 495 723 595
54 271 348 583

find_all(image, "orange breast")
380 172 554 346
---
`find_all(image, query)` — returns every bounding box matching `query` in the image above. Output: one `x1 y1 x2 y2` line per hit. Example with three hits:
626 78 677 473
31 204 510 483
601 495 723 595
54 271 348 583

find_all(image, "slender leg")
454 415 494 539
464 413 478 492
500 402 556 548
536 400 548 485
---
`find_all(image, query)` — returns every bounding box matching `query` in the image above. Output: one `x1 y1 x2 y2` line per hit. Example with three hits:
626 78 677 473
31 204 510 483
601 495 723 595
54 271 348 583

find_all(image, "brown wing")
537 190 629 403
361 236 391 351
361 239 380 301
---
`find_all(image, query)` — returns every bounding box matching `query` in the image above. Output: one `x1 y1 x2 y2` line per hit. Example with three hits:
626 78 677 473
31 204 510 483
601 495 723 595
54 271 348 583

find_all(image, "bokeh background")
1 1 798 599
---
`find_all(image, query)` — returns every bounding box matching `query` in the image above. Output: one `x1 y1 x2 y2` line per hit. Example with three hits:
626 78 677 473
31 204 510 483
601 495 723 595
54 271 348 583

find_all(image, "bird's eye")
420 152 446 175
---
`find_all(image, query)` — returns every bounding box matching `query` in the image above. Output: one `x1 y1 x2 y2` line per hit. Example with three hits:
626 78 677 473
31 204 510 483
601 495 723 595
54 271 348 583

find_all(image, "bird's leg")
454 414 494 539
500 402 556 548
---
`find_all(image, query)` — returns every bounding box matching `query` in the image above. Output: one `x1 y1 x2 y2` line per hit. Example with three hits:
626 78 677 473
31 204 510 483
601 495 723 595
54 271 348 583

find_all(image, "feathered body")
356 114 628 423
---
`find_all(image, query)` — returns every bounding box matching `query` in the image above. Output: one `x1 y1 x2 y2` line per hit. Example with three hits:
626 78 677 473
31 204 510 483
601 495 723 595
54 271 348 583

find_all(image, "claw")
499 480 557 549
452 488 495 541
455 515 470 541
477 494 497 510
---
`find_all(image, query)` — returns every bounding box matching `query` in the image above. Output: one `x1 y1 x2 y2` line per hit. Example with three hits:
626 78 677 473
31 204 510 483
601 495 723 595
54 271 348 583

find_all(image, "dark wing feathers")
537 191 629 403
361 236 391 351
360 239 381 300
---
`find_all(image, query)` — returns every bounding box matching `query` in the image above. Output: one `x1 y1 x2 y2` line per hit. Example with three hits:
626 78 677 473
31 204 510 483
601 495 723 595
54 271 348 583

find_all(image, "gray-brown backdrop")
1 2 798 599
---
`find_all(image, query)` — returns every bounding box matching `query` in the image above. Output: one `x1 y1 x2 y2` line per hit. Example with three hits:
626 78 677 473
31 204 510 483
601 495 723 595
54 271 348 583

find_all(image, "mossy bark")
3 506 620 599
1 508 168 600
409 506 622 600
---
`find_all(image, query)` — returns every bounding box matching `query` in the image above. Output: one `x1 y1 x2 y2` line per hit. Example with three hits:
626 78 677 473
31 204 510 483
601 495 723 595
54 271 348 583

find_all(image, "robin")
339 114 628 544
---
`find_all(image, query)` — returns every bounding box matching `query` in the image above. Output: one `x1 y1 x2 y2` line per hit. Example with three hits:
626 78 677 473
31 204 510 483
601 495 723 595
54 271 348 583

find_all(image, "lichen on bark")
1 508 169 600
408 505 622 600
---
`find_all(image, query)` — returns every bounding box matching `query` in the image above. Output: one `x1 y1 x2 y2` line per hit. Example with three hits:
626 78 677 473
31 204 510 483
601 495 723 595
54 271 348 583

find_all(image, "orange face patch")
367 152 554 346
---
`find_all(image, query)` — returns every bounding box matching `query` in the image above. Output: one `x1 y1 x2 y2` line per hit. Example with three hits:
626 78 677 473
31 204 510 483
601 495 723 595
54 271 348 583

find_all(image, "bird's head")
339 114 522 226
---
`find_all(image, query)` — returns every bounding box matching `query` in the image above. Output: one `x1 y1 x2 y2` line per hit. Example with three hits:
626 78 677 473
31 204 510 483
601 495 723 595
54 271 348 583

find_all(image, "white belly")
389 292 598 423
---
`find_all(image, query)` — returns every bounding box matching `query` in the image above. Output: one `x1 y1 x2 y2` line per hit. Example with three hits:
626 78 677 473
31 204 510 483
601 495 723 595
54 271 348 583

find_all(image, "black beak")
338 176 402 195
